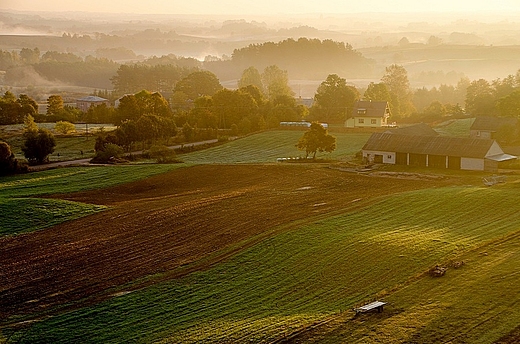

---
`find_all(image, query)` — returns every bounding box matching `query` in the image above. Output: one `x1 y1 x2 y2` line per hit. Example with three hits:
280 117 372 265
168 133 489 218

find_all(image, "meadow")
0 164 185 236
3 123 520 343
5 181 520 343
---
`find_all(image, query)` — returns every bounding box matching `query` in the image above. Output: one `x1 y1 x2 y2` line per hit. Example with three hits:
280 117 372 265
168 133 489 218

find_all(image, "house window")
476 131 481 137
357 109 367 115
387 155 392 159
371 119 377 124
358 118 364 124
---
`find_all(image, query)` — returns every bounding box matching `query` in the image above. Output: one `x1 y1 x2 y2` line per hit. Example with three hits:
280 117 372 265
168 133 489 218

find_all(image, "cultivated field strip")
7 176 520 343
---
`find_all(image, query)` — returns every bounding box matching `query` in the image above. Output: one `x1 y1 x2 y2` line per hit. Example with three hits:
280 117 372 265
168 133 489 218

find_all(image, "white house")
345 100 390 128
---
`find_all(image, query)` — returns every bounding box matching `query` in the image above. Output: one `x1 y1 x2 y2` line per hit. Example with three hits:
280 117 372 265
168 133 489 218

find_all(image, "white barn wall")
461 157 485 171
363 150 396 164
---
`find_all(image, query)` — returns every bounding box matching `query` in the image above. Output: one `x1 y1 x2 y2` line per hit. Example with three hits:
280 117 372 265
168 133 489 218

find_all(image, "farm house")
345 100 391 128
362 132 516 172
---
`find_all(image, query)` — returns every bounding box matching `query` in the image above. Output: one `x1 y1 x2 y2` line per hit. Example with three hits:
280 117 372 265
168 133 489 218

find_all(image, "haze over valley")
2 7 520 98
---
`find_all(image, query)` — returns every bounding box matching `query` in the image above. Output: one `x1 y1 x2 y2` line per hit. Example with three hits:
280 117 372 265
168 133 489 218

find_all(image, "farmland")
1 129 520 343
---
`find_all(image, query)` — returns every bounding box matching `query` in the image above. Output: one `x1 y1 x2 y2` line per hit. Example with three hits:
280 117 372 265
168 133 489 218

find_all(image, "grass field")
1 123 114 161
181 130 370 164
2 127 520 343
433 117 474 137
0 164 185 237
5 181 520 343
0 198 106 237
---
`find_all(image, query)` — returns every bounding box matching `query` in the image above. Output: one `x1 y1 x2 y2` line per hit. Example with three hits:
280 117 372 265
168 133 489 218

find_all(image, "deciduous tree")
296 122 336 159
261 65 293 101
21 115 56 165
381 64 415 118
174 70 222 100
238 66 264 92
310 74 359 124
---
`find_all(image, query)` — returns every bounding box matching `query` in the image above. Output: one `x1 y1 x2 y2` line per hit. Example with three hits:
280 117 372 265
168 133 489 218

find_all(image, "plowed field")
0 164 453 323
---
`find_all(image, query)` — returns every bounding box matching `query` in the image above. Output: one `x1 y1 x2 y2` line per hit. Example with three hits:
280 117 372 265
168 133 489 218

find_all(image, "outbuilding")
362 132 516 172
470 116 518 140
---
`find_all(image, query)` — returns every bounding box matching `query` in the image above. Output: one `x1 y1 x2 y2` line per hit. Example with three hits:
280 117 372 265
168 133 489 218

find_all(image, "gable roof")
385 123 438 137
76 96 108 102
352 100 389 118
363 132 500 158
470 116 518 131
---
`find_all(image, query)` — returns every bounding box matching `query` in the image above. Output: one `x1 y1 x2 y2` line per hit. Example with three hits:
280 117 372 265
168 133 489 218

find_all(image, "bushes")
55 121 76 135
22 128 56 165
0 141 27 175
91 143 125 163
147 145 180 164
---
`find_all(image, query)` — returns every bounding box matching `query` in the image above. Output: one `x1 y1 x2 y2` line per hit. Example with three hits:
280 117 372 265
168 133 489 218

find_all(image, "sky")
1 0 520 15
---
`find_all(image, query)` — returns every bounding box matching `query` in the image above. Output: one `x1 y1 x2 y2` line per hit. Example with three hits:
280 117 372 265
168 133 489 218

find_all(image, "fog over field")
2 2 520 96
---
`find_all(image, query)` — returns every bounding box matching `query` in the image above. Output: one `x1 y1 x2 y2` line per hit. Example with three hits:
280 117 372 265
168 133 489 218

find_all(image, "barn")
362 132 516 172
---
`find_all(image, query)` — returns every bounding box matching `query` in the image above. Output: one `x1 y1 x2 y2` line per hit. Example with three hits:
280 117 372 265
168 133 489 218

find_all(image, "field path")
0 164 453 323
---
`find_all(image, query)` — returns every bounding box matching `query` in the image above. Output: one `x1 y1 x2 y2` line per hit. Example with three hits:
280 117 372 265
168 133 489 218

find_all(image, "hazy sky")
1 0 520 15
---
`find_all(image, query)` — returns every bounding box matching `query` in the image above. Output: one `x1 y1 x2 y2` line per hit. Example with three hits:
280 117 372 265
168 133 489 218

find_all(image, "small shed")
470 116 518 139
362 132 516 171
345 100 390 128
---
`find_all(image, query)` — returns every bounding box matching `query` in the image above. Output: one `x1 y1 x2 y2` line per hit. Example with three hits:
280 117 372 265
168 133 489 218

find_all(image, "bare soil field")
0 164 455 324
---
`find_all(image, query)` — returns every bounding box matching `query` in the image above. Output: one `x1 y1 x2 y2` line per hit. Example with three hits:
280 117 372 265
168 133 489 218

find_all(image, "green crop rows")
9 183 520 343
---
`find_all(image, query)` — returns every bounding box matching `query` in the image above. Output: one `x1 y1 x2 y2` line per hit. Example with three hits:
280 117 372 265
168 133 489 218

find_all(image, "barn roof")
363 132 499 158
76 96 108 102
352 100 389 118
385 123 439 137
470 116 518 131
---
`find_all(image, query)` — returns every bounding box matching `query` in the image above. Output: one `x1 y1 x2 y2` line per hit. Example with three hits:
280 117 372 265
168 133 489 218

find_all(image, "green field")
0 164 185 237
3 127 520 343
433 118 474 137
7 183 520 343
1 123 115 161
181 130 370 164
0 198 106 236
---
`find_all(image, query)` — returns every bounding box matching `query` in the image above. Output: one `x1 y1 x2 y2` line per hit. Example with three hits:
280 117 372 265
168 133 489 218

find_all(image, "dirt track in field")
0 164 453 323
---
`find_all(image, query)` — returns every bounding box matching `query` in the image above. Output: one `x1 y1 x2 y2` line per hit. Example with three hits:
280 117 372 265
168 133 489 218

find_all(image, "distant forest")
0 38 372 91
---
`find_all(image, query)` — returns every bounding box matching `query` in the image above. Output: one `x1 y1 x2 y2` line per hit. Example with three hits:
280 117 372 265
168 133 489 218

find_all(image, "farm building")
470 116 518 139
76 96 110 112
345 100 391 128
362 132 516 171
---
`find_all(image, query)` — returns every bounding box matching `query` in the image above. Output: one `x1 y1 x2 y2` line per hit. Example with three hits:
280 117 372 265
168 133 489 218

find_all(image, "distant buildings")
76 96 110 112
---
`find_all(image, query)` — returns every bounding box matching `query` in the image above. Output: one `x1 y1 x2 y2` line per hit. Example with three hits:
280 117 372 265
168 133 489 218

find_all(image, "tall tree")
381 64 415 118
212 88 258 129
238 66 264 92
261 65 293 101
465 79 495 116
47 95 64 116
310 74 360 124
364 82 392 103
174 70 223 100
21 115 56 165
497 90 520 118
